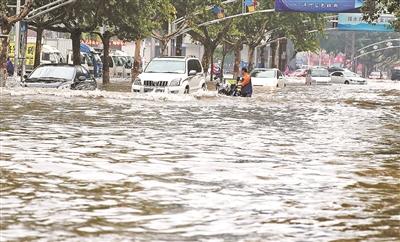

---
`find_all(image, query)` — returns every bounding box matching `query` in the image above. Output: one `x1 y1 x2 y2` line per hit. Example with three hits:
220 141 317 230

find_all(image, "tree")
110 0 175 81
187 0 235 80
27 0 65 68
362 0 400 31
0 0 33 83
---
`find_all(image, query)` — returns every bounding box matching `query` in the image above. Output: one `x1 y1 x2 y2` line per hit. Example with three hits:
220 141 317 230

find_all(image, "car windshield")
255 70 276 78
29 66 75 80
145 60 185 74
311 69 329 77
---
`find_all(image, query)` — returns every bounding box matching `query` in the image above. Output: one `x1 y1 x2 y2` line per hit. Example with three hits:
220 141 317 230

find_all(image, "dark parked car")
391 68 400 81
22 64 97 90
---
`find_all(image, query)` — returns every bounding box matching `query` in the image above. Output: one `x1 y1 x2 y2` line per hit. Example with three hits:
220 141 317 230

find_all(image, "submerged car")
391 68 400 81
21 64 97 90
331 71 367 85
289 68 307 77
368 71 383 79
305 68 331 85
251 68 286 88
132 56 206 94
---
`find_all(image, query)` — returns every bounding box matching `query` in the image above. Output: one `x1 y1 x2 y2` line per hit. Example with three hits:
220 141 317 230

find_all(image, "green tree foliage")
27 0 66 67
185 0 235 76
362 0 400 31
320 31 400 72
94 0 174 83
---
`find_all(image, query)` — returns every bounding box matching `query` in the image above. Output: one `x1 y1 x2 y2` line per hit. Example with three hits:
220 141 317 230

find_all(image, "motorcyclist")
239 67 252 97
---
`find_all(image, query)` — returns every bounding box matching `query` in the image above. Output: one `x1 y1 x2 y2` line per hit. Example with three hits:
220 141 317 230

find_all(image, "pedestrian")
239 67 252 97
6 57 14 76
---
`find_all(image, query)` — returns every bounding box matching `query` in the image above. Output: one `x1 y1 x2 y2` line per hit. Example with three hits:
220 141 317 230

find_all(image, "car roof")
252 68 278 71
39 64 78 67
152 56 199 61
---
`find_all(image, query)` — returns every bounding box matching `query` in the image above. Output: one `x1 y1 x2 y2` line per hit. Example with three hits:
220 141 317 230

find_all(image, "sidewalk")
96 77 132 92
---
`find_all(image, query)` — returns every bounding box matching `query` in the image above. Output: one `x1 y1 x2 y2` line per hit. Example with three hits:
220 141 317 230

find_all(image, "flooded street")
1 82 399 241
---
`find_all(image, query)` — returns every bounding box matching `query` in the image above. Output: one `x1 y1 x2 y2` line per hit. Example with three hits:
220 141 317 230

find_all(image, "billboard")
8 42 36 66
338 13 395 32
275 0 363 13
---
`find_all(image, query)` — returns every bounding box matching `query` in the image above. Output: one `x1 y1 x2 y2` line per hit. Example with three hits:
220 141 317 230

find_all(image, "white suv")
131 56 207 94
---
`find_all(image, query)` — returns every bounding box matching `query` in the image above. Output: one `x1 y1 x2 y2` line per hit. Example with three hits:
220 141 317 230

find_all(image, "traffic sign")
275 0 364 13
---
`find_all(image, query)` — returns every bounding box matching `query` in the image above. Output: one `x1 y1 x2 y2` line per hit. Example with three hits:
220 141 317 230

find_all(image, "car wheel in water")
344 80 350 84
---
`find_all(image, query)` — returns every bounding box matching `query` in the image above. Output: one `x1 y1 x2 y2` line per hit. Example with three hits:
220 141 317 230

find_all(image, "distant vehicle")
251 68 286 88
391 68 400 81
80 43 103 78
368 71 383 79
21 64 97 90
305 68 331 85
41 45 65 64
289 68 307 77
67 51 92 72
132 56 206 94
26 45 65 74
331 71 367 85
104 51 133 78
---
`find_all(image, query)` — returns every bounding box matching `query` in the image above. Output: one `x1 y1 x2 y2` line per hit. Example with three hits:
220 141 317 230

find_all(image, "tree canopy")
362 0 400 31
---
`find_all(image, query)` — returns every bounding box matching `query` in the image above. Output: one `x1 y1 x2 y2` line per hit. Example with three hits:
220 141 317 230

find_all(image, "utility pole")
13 0 21 79
351 31 356 72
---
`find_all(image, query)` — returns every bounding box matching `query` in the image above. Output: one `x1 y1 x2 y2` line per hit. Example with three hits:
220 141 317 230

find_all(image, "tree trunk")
221 53 227 80
259 45 266 68
270 42 277 68
132 39 142 81
275 39 281 70
101 33 111 85
71 30 81 65
160 39 168 57
278 38 287 71
209 47 215 82
233 44 242 79
34 28 43 68
0 26 11 87
202 47 211 77
175 35 183 56
248 45 256 72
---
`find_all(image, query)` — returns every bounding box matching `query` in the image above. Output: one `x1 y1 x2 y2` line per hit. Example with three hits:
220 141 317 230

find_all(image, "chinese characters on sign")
338 13 395 32
275 0 363 13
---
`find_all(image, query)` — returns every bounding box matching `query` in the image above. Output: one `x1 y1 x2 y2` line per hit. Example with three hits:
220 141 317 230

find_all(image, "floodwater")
1 81 399 241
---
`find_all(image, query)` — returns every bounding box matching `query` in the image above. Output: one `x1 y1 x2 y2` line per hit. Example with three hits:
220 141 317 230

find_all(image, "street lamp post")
13 0 21 79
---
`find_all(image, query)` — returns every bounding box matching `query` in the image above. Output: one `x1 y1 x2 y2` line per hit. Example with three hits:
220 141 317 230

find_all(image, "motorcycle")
217 77 242 96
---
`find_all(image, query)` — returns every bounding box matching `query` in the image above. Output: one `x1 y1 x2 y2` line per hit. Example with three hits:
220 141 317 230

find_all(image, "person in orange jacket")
240 67 252 97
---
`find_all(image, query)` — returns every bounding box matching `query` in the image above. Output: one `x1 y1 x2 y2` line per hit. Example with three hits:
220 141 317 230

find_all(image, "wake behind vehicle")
21 64 97 90
331 71 367 85
131 56 206 94
305 68 331 85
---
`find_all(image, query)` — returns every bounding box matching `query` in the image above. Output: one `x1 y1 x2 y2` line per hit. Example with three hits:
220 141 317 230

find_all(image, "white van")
26 45 65 73
67 51 91 72
105 51 133 78
41 45 65 64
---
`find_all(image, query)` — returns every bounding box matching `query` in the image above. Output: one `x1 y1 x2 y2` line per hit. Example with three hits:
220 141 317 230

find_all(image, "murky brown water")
1 82 399 241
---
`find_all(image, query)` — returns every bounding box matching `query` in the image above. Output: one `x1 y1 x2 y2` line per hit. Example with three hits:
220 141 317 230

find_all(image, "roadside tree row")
1 0 398 85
